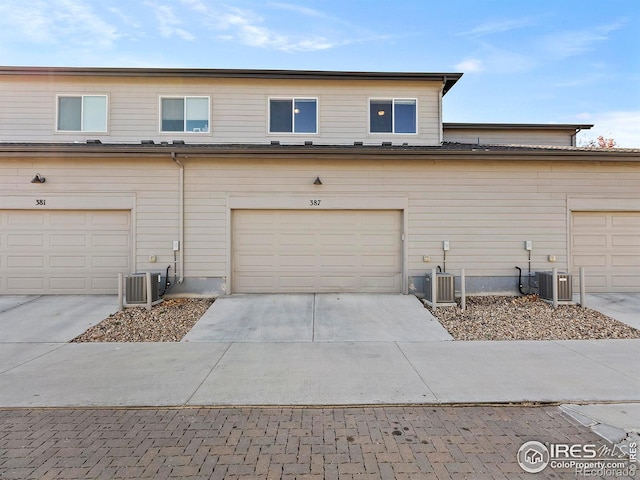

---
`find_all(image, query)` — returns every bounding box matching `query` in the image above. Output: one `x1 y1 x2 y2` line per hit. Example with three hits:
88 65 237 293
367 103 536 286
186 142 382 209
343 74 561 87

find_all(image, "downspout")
171 152 185 284
438 80 445 144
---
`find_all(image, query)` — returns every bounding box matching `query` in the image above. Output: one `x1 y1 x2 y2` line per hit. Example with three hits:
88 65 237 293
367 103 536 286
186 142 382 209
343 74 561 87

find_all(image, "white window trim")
368 98 418 135
267 97 319 135
55 94 109 133
158 95 211 134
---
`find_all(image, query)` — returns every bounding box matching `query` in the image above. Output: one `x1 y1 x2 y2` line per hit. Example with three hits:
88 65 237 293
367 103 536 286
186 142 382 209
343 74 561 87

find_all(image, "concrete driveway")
182 293 453 342
583 293 640 330
0 295 118 343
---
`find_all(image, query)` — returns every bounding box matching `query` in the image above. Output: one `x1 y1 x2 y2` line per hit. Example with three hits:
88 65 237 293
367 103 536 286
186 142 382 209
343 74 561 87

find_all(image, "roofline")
444 122 593 131
0 66 463 95
0 143 637 160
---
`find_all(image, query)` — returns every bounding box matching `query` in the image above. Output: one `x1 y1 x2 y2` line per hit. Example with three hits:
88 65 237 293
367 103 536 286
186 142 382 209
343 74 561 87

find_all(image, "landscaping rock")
428 295 640 341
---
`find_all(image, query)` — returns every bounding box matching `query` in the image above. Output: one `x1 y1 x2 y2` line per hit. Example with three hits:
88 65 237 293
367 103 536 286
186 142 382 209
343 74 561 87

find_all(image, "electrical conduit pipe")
171 152 184 284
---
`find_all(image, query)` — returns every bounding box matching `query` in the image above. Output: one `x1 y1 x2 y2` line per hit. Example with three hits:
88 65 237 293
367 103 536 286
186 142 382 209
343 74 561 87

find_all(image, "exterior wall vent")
425 272 455 303
125 273 161 304
536 271 572 301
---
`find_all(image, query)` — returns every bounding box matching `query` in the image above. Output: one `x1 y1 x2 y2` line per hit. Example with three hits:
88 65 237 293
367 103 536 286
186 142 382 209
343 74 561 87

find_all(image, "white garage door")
572 211 640 292
0 210 131 294
232 210 402 293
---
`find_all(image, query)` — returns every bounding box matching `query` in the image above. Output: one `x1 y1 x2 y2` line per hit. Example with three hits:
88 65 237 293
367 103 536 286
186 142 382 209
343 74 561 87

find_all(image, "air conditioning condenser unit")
425 272 455 304
536 271 572 302
125 273 161 304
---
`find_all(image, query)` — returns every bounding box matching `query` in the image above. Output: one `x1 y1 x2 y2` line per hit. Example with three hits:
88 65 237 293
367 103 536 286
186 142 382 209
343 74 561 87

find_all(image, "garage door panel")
1 210 131 294
572 254 606 267
319 233 357 245
572 235 606 247
50 213 87 226
50 277 87 290
612 235 640 247
7 277 44 290
50 234 87 246
612 276 640 287
51 256 86 268
280 233 315 245
7 213 44 225
363 234 398 246
235 254 276 267
361 214 400 227
361 254 398 267
92 234 129 247
92 255 129 268
612 215 640 227
279 255 316 267
320 276 357 290
279 276 316 289
573 214 606 226
8 234 44 246
318 254 357 267
236 232 276 246
361 275 401 290
92 212 130 226
8 256 45 268
233 210 402 293
91 277 119 290
236 275 276 289
612 256 640 267
236 212 274 225
572 211 640 292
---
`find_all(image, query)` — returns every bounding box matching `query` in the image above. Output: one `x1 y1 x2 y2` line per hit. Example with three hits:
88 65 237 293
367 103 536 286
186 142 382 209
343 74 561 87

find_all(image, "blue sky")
1 0 638 146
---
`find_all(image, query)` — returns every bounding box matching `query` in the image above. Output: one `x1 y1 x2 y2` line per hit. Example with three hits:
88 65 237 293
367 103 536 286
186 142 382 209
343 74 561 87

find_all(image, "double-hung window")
269 98 317 134
160 96 210 133
369 99 417 134
57 95 108 132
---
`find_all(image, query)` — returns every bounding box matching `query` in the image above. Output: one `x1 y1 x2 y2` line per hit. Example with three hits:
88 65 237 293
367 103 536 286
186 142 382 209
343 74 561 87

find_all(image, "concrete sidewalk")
0 339 638 407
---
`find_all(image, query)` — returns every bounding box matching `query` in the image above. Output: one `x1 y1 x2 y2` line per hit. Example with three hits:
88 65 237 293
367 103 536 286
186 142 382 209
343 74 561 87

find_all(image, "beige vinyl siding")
0 157 181 281
2 155 638 293
0 76 442 145
443 128 574 146
185 158 639 286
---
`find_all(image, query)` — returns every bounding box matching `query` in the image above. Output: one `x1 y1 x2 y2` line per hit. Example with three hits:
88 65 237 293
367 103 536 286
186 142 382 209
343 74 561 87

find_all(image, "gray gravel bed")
72 298 214 342
428 295 640 341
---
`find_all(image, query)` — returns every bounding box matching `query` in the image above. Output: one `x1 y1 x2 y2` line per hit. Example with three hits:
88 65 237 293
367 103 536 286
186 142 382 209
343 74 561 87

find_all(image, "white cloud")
179 1 338 52
458 42 536 75
577 111 640 148
0 0 120 49
145 2 195 41
542 21 626 59
268 3 325 18
458 17 537 38
455 59 484 73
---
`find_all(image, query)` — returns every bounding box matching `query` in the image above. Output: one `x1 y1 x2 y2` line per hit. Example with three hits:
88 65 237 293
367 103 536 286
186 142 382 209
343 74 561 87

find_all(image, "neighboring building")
0 66 638 296
443 123 590 147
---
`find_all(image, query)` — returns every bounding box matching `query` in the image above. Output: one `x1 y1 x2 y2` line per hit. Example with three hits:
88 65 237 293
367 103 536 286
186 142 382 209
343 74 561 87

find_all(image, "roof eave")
0 66 462 92
444 122 594 131
0 143 637 160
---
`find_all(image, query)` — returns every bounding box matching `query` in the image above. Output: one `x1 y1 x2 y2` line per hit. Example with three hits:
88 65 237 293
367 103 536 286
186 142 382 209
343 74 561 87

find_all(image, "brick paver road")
0 405 621 479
